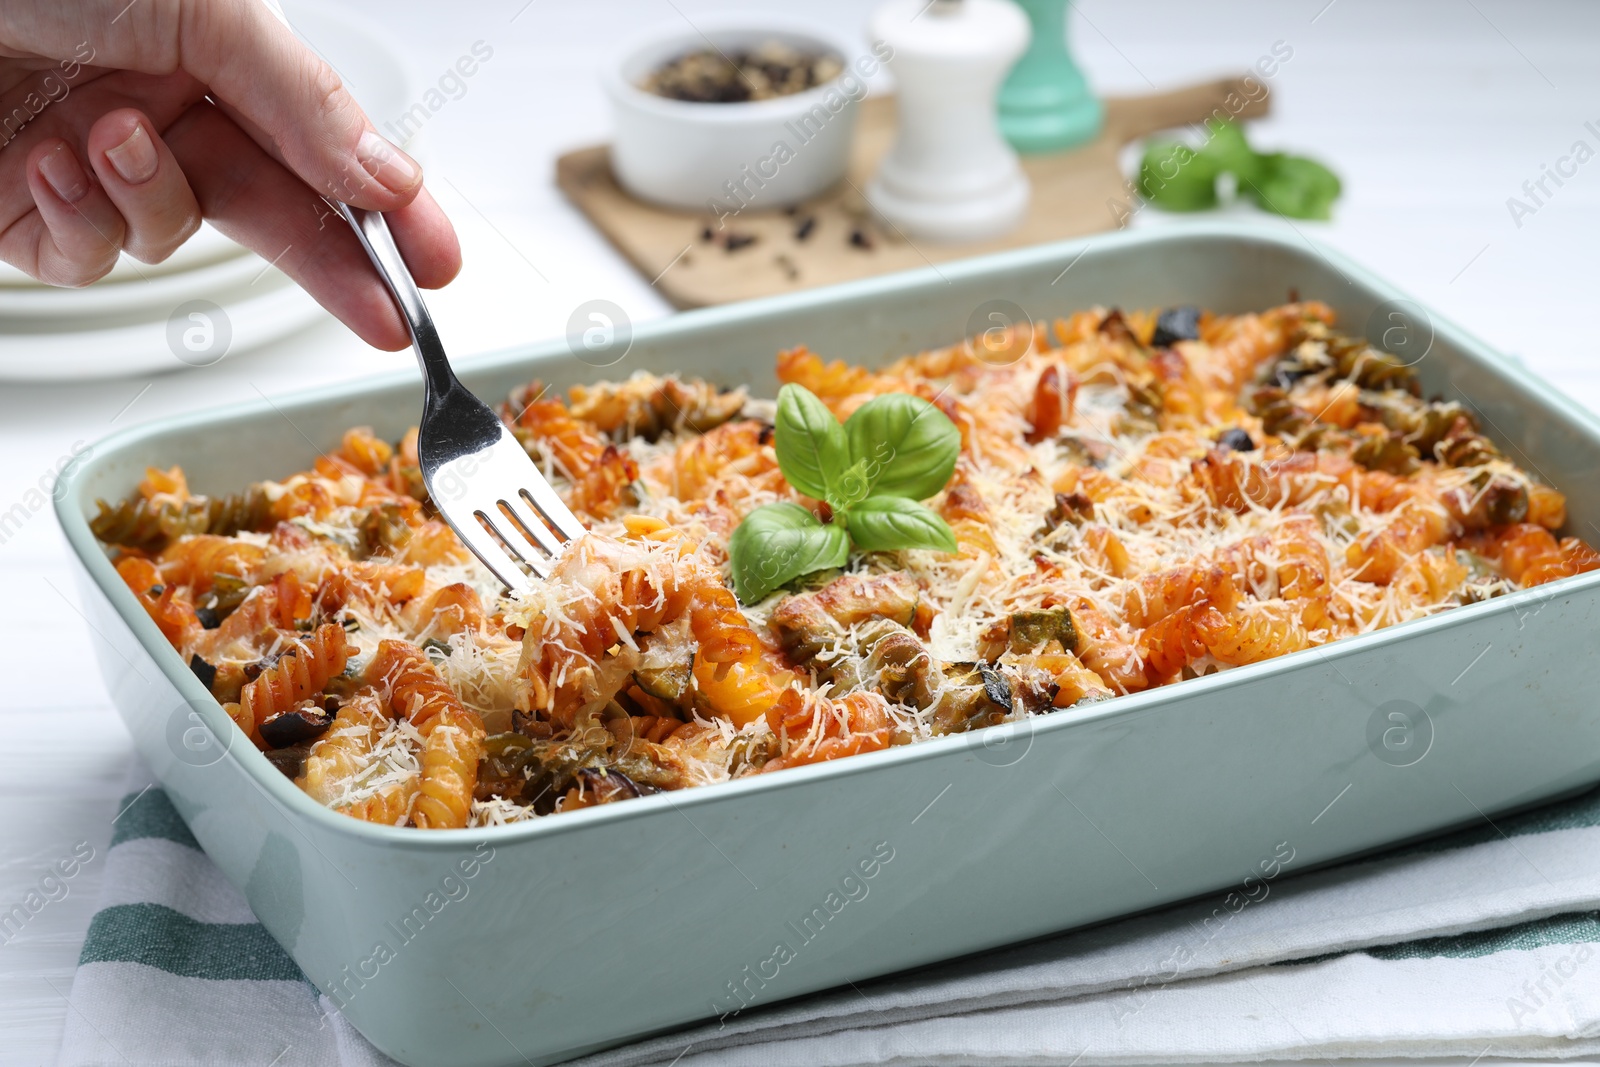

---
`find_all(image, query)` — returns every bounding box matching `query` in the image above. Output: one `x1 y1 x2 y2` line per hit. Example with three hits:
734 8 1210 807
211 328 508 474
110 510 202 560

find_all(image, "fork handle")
332 200 502 455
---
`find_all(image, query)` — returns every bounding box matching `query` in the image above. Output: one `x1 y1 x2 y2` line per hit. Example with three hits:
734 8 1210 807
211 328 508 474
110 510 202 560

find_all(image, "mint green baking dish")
54 222 1600 1067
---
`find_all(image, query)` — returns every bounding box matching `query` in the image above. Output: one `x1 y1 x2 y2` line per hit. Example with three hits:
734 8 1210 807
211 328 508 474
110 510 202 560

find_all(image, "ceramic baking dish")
55 222 1600 1067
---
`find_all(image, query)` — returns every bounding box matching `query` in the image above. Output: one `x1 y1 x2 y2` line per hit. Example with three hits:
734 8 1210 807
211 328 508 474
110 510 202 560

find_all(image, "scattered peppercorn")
725 233 758 252
642 42 843 103
849 228 874 250
794 216 816 241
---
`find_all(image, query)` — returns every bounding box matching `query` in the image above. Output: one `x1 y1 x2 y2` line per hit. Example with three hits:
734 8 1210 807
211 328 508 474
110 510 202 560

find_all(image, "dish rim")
54 219 1600 851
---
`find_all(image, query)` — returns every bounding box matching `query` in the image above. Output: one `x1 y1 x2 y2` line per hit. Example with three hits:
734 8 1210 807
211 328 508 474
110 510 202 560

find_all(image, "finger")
207 95 459 292
174 0 423 211
23 138 128 287
84 108 200 264
3 1 422 211
387 185 463 291
164 100 417 350
0 68 202 282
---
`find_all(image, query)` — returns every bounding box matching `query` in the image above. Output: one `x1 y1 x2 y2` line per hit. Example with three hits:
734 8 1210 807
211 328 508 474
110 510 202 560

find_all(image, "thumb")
174 0 421 209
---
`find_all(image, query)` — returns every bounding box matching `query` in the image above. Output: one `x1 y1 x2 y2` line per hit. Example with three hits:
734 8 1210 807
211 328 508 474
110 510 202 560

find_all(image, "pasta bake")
92 300 1600 828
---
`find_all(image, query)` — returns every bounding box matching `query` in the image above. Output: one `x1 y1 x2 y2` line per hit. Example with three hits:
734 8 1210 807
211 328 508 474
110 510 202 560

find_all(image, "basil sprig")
773 384 850 502
1138 120 1341 221
728 503 850 605
729 385 960 603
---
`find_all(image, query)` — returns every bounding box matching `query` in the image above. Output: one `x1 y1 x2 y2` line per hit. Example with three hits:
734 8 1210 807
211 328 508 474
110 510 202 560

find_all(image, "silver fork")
331 201 583 593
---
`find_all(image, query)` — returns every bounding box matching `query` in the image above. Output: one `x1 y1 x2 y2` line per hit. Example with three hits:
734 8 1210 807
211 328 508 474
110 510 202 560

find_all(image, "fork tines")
426 426 586 594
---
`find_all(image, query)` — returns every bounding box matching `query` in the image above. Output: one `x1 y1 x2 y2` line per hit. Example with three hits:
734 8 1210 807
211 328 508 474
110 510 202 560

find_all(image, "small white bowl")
604 15 868 215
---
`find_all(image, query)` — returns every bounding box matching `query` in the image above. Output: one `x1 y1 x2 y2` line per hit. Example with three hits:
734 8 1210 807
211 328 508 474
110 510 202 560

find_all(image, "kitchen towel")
59 769 1600 1067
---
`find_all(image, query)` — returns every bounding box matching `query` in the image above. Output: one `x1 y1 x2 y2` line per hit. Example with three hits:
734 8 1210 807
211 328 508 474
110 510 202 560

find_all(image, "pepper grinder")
866 0 1031 244
998 0 1103 153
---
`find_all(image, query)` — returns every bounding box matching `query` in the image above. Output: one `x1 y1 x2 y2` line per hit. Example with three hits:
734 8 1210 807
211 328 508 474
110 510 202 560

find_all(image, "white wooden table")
3 0 1597 1062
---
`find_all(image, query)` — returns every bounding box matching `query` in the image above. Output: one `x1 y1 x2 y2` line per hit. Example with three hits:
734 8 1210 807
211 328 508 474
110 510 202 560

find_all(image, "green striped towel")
61 771 1600 1067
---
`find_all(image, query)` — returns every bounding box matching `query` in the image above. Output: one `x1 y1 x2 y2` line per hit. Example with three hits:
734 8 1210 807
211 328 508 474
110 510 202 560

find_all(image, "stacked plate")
0 8 414 381
0 225 327 380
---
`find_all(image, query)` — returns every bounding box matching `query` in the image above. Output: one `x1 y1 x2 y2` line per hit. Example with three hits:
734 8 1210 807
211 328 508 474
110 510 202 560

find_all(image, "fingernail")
106 123 158 185
38 143 89 203
356 130 421 194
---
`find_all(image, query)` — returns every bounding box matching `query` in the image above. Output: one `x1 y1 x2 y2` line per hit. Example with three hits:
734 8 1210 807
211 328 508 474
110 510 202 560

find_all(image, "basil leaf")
1197 120 1262 183
843 393 961 501
1242 153 1342 220
833 459 874 511
774 384 850 503
1137 119 1342 221
728 502 850 603
845 497 959 554
1138 140 1219 212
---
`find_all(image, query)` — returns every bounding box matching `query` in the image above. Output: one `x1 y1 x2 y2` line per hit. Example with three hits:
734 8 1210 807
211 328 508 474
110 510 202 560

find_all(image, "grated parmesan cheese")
100 326 1593 829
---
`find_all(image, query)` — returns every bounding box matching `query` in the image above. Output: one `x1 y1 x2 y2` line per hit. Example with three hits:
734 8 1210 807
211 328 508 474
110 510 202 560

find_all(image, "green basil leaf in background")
843 393 961 501
1138 140 1220 212
1197 120 1263 183
774 384 851 503
1242 153 1342 220
1138 119 1341 221
728 502 851 603
845 497 959 554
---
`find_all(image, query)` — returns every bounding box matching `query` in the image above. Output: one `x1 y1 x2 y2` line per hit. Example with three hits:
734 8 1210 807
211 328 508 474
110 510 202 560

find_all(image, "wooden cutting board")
556 76 1268 309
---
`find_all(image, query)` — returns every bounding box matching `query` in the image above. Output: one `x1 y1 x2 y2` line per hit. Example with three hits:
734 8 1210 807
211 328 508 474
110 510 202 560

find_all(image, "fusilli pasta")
89 312 1597 827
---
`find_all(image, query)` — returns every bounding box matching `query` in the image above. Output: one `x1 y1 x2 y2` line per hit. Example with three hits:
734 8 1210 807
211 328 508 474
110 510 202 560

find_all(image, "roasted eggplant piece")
771 572 920 663
853 623 1021 735
355 502 414 558
259 702 335 748
1151 305 1202 347
1005 608 1078 655
631 627 695 702
483 708 690 815
1038 492 1095 539
1216 427 1256 452
188 654 217 691
926 662 1013 734
567 374 747 442
562 767 659 809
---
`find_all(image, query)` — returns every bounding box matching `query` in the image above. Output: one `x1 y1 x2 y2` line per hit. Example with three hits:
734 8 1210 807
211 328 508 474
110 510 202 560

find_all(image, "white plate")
0 270 327 380
0 224 246 289
0 250 275 321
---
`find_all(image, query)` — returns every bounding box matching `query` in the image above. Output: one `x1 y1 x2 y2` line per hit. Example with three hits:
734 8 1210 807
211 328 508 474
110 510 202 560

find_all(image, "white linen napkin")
60 767 1600 1067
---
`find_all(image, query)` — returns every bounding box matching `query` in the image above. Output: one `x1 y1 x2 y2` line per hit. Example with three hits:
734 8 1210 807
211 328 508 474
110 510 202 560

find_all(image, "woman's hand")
0 0 462 350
